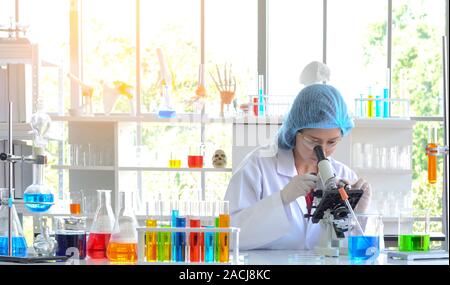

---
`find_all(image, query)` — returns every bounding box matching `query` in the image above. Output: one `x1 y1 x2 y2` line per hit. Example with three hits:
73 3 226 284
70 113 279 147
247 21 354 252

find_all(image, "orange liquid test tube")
427 127 438 184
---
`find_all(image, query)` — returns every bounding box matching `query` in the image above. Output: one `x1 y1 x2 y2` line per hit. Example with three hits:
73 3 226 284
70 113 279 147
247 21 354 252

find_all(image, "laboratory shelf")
353 168 413 175
51 165 115 171
118 166 232 172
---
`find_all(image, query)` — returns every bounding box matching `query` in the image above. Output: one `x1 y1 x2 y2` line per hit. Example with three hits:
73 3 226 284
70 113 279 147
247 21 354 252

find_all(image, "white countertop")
0 250 448 265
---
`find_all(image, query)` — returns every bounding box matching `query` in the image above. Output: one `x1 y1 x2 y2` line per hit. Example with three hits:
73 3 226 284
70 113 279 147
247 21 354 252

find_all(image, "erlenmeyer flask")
107 191 138 263
23 148 54 212
87 190 115 259
0 188 28 257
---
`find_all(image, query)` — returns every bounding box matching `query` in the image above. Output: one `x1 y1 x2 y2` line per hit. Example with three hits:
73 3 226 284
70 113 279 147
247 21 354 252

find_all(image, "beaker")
0 189 28 257
427 127 438 184
23 159 54 212
218 201 230 263
70 190 84 215
398 209 430 252
106 191 138 263
347 214 382 262
87 190 115 259
55 216 87 259
188 146 204 168
169 151 181 168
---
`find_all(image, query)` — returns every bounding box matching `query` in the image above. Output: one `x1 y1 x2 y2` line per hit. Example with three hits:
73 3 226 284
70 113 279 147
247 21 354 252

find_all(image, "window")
268 0 322 97
328 0 388 113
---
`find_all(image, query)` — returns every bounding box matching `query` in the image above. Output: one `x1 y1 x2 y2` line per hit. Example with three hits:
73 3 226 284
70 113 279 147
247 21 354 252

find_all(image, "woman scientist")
224 84 371 250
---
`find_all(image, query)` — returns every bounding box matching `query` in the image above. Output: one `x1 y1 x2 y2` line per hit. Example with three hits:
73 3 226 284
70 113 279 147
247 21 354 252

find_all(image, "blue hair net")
278 84 354 150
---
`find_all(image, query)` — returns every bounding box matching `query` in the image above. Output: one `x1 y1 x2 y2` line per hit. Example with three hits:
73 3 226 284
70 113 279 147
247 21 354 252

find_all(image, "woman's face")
294 128 342 164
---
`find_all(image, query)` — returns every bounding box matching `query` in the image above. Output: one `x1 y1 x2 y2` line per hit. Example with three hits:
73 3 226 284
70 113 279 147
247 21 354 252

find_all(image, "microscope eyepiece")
313 145 326 162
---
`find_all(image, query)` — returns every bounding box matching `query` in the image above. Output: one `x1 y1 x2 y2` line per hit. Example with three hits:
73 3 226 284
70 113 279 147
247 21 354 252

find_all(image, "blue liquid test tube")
375 95 381 117
171 208 179 261
175 217 186 262
258 75 265 117
383 87 389 118
204 226 215 262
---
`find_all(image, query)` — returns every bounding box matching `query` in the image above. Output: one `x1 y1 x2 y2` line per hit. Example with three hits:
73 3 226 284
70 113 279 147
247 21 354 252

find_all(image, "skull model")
212 149 227 168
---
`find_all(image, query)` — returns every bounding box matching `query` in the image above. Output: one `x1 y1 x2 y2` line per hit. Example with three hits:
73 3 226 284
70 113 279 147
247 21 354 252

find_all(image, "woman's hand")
351 178 372 213
280 174 319 205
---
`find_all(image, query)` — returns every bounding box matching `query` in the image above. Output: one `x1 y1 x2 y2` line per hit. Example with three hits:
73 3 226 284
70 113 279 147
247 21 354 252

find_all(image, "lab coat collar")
276 148 297 178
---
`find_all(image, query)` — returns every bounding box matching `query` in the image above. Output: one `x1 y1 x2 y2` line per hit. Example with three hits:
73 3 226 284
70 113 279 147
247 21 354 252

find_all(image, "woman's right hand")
280 174 319 205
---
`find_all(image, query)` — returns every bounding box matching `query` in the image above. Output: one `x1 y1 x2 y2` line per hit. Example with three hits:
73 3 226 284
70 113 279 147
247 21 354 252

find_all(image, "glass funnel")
0 188 28 257
87 190 115 259
106 191 138 263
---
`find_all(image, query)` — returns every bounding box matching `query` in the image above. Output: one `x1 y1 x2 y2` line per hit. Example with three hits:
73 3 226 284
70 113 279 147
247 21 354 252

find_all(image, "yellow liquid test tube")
367 95 374 118
145 219 157 262
219 214 230 263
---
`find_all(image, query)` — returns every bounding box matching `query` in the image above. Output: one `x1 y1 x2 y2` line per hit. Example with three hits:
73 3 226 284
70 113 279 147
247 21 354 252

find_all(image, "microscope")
304 145 363 257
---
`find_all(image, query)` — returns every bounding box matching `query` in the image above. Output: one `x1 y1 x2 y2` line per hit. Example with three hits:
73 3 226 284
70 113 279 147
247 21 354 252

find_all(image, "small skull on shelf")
212 149 227 168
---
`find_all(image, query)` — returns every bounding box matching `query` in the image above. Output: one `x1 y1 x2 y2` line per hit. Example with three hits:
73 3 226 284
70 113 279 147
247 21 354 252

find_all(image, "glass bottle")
106 191 138 263
0 188 28 257
87 190 115 259
23 148 54 213
33 216 57 256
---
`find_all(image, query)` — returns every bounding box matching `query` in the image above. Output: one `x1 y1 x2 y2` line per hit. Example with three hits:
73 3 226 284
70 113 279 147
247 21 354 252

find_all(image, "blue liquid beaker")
348 236 380 260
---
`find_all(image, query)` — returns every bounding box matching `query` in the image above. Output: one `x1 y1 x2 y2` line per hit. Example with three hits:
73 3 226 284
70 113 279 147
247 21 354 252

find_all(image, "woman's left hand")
351 178 372 213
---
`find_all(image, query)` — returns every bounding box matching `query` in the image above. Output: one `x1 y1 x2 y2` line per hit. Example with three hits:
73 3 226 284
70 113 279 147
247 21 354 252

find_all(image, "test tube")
170 200 179 261
383 87 389 118
188 201 201 262
375 95 381 117
427 127 438 184
203 201 215 263
145 201 158 262
258 75 265 117
157 199 171 262
367 87 374 118
214 200 220 262
219 201 230 263
174 201 187 262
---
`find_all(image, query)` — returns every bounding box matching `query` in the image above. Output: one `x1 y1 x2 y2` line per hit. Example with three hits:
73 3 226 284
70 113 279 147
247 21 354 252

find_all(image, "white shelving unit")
49 113 234 216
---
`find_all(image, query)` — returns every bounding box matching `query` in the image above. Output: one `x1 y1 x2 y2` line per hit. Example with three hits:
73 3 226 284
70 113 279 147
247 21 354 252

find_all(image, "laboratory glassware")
427 127 438 184
172 201 187 262
367 87 374 118
87 190 115 259
398 209 430 252
348 214 382 261
157 199 171 262
33 216 57 257
169 151 181 168
55 216 87 259
188 145 204 168
0 189 27 257
203 201 215 262
219 201 230 263
107 191 139 263
145 200 158 262
375 95 382 117
23 148 54 213
189 200 201 262
70 190 84 215
157 48 176 119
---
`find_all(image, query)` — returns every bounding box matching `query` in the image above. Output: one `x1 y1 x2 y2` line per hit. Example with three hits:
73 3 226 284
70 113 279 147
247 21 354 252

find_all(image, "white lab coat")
224 144 358 250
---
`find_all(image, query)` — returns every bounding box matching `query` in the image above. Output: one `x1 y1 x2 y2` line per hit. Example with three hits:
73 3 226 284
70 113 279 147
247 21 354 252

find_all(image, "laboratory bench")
0 250 448 265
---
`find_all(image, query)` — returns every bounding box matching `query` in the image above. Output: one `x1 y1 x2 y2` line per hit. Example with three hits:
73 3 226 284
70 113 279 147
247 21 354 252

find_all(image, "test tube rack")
137 226 240 265
353 97 410 118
